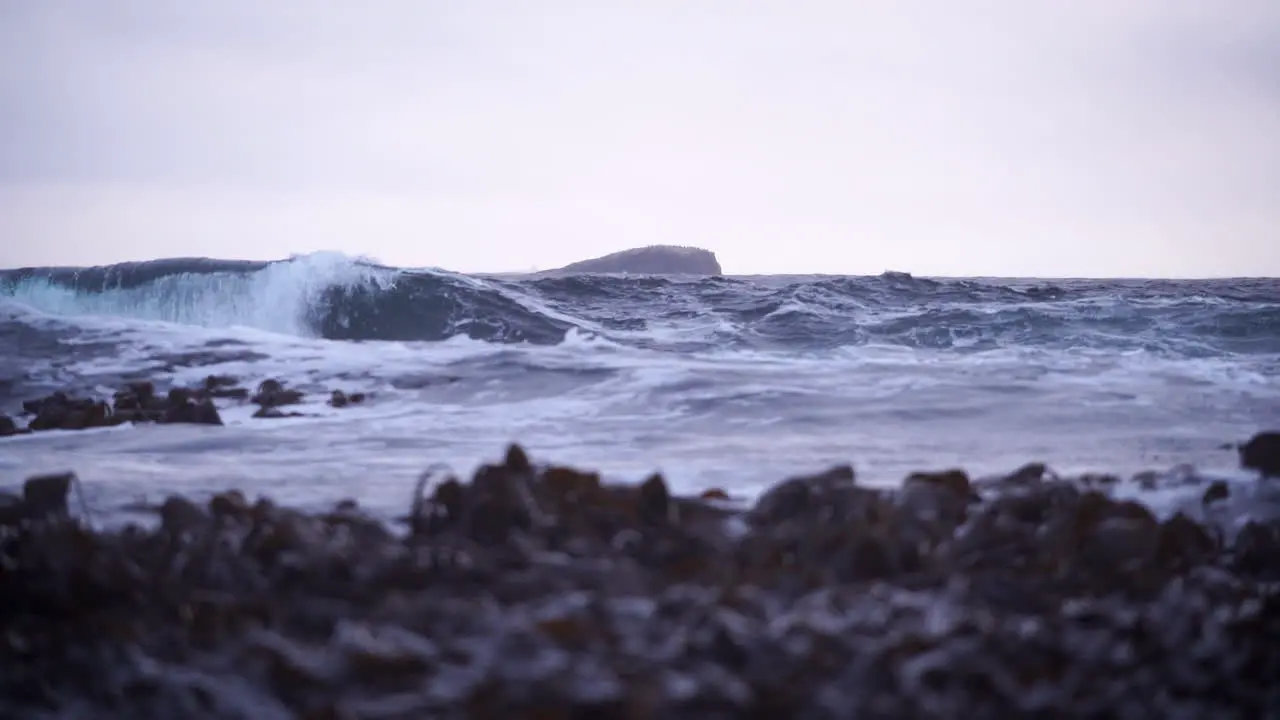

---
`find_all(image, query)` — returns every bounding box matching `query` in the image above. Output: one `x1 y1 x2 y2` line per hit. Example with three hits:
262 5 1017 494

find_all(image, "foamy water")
2 254 1277 524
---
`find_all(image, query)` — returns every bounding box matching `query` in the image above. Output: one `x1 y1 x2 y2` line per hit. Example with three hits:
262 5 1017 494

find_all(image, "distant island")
539 245 722 276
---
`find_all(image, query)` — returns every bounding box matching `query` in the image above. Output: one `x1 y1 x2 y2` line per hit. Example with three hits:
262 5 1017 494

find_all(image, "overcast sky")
1 1 1277 276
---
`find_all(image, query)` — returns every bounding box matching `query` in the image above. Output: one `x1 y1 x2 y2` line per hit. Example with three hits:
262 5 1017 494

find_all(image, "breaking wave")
0 253 571 344
1 253 1278 356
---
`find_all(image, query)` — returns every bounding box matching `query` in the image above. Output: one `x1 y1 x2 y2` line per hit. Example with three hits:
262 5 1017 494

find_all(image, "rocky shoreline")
0 376 368 436
2 414 1280 717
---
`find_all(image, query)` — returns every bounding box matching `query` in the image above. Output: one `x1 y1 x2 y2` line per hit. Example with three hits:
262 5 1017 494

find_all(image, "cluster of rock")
1 441 1278 718
0 377 368 436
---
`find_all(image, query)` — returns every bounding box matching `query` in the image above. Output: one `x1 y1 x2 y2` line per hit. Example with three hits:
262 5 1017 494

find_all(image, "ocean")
2 251 1278 522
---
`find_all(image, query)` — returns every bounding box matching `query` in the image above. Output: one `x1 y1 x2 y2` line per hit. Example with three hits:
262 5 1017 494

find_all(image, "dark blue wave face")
2 256 1279 357
512 272 1280 357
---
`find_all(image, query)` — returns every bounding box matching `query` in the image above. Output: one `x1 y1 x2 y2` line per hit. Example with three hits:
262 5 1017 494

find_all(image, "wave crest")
0 253 572 344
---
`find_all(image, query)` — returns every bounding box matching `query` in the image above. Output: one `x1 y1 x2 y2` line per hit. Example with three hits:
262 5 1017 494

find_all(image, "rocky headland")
541 246 722 276
1 379 1279 717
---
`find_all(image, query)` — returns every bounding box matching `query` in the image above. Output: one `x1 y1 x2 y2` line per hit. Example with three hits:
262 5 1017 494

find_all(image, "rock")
901 470 973 529
1233 520 1280 579
504 443 533 477
1239 431 1280 477
160 496 209 536
209 490 251 521
699 488 730 501
21 390 67 416
0 492 24 526
112 381 163 413
904 469 973 500
1 447 1278 718
203 374 240 391
747 464 856 526
23 392 119 432
22 471 75 521
542 245 723 275
638 473 671 525
252 379 304 408
328 390 367 408
1202 480 1230 505
168 387 192 406
161 398 224 426
18 383 241 433
1003 462 1050 486
1155 513 1218 568
0 414 18 437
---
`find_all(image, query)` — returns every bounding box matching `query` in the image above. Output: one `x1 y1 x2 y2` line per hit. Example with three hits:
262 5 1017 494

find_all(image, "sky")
1 1 1278 277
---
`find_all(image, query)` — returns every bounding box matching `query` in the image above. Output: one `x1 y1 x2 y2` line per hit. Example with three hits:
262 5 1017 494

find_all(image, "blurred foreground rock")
2 445 1279 718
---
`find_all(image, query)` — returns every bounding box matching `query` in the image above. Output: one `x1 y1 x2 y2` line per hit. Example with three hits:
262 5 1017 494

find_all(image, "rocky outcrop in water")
0 377 381 433
7 382 225 433
1240 431 1280 477
546 245 722 275
1 443 1278 718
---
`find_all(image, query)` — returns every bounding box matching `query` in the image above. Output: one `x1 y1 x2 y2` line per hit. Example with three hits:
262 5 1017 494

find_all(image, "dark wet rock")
0 492 24 527
638 473 672 525
2 446 1279 718
23 472 74 517
1202 480 1230 505
23 391 120 432
112 381 161 412
0 414 18 437
1 472 76 527
252 379 304 409
504 443 533 476
21 390 66 416
160 496 210 536
209 490 251 522
328 390 367 409
198 375 250 400
204 374 239 391
1233 521 1280 580
1000 461 1051 486
905 468 973 499
1239 431 1280 477
747 464 856 527
19 380 234 432
161 397 223 426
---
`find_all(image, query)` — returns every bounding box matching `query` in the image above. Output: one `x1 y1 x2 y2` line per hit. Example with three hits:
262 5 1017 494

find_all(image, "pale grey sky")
1 1 1278 276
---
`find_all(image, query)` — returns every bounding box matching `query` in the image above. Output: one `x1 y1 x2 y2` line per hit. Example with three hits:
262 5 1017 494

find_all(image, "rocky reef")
0 377 366 435
544 245 722 275
2 436 1279 718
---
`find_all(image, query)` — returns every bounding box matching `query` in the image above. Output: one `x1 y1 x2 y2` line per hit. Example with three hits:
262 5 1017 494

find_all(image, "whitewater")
2 252 1278 524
